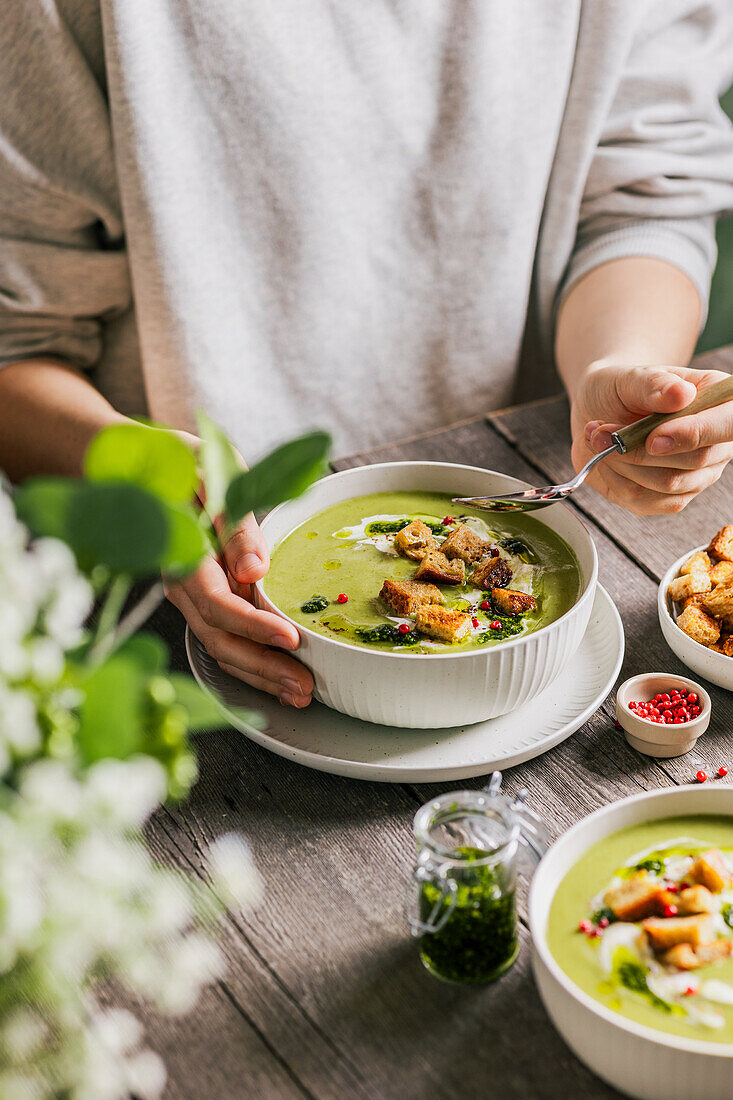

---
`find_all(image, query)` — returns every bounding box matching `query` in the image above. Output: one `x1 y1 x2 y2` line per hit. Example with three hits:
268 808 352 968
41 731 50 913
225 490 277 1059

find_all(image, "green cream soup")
264 490 580 653
548 816 733 1042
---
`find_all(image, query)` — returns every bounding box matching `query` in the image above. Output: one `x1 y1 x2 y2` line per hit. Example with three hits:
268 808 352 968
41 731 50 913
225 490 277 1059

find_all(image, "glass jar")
407 772 549 984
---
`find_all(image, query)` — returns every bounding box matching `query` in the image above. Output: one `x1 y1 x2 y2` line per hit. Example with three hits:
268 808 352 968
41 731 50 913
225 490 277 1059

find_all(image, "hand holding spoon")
453 374 733 513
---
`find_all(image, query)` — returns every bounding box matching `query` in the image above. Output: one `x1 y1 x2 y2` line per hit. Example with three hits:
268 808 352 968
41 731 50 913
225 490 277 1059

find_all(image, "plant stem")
91 575 132 651
87 580 165 667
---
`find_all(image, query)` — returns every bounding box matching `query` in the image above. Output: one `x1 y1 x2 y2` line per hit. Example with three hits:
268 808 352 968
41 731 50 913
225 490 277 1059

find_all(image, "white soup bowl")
254 461 597 728
530 784 733 1100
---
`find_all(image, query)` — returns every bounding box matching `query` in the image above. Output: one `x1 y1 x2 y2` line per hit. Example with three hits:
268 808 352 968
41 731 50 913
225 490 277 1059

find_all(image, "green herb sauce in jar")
418 846 519 984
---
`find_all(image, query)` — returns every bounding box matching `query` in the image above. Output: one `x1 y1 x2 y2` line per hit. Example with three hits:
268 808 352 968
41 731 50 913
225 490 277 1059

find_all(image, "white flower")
91 1009 143 1056
86 757 167 827
0 1009 47 1061
207 833 264 912
27 638 65 685
123 1050 167 1100
0 687 41 758
19 760 83 819
157 934 225 1014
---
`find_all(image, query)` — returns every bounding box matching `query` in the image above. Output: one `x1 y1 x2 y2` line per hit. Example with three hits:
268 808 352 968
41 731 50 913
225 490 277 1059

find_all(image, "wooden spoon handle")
614 374 733 454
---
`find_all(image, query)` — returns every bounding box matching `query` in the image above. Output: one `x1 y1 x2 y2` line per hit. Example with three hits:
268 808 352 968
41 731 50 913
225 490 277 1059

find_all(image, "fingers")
594 440 733 472
174 555 300 649
571 435 720 516
575 364 733 515
169 583 313 705
645 402 733 457
599 459 728 497
612 366 697 417
216 511 270 585
218 664 311 708
584 365 697 423
584 460 696 517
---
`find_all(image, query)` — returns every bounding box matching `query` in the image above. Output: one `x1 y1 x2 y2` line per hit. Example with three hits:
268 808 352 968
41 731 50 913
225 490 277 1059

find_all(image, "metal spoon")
453 373 733 513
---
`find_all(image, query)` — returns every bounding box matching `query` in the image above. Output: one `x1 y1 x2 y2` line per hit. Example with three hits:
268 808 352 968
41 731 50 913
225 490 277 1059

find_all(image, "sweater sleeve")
0 3 131 369
561 0 733 327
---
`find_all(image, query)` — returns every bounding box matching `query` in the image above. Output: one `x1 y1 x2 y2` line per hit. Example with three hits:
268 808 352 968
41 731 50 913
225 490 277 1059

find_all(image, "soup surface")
264 490 580 653
549 815 733 1042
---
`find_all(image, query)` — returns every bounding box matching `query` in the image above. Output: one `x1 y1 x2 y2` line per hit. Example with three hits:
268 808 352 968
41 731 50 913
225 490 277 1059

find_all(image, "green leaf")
117 633 170 675
196 410 243 520
169 673 266 731
225 430 331 527
77 654 145 762
14 478 77 542
161 502 209 576
85 423 198 505
16 478 170 577
70 482 170 576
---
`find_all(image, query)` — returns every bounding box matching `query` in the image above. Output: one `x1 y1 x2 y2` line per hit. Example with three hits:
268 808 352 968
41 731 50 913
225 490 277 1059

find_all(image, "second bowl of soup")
255 462 597 727
531 786 733 1100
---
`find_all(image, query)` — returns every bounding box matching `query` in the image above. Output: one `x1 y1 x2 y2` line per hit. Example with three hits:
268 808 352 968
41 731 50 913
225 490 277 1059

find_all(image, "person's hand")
570 363 733 515
165 512 314 707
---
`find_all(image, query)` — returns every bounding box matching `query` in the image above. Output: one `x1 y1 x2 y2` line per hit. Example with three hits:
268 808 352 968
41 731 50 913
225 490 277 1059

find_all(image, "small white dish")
658 547 733 691
253 461 598 728
615 671 711 757
530 784 733 1100
186 585 623 782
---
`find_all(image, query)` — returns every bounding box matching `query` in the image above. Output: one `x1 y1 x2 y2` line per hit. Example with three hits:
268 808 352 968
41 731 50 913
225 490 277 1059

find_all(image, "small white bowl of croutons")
658 526 733 691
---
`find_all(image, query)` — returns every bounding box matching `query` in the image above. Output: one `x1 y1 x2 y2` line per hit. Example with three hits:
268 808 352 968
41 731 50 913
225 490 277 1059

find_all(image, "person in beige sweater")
2 0 733 707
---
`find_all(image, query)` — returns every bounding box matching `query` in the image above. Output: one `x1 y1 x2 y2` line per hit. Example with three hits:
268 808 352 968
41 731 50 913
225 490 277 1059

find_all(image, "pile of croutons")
605 849 732 970
378 519 537 643
669 525 733 656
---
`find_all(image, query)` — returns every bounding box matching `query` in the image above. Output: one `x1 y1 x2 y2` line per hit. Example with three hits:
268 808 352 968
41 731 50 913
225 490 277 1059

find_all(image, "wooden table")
142 346 733 1100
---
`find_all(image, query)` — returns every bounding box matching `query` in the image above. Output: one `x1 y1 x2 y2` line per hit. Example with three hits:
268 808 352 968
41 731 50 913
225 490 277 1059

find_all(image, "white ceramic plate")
185 585 623 782
658 546 733 691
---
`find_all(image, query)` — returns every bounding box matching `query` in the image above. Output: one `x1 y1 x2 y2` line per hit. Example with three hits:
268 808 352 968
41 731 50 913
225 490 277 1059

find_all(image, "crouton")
703 583 733 621
491 588 537 616
642 914 716 952
659 943 700 970
473 556 513 591
707 526 733 562
660 939 732 970
668 572 712 603
676 885 716 915
720 635 733 657
414 549 465 585
690 849 732 893
682 594 708 611
711 560 733 587
394 520 438 561
414 606 471 643
660 940 728 970
604 875 664 922
379 578 444 617
676 604 721 647
690 939 733 966
680 551 712 576
440 524 490 564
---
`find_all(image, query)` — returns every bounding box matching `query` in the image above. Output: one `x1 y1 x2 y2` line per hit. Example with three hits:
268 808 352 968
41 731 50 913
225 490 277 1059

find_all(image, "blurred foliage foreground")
0 417 330 1099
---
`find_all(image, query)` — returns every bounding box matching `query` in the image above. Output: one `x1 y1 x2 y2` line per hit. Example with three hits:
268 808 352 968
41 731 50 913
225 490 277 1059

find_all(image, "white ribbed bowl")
254 462 597 728
530 785 733 1100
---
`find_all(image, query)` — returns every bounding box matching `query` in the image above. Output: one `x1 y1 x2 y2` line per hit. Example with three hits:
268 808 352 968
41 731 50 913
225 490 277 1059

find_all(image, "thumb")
218 512 270 584
613 366 697 417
